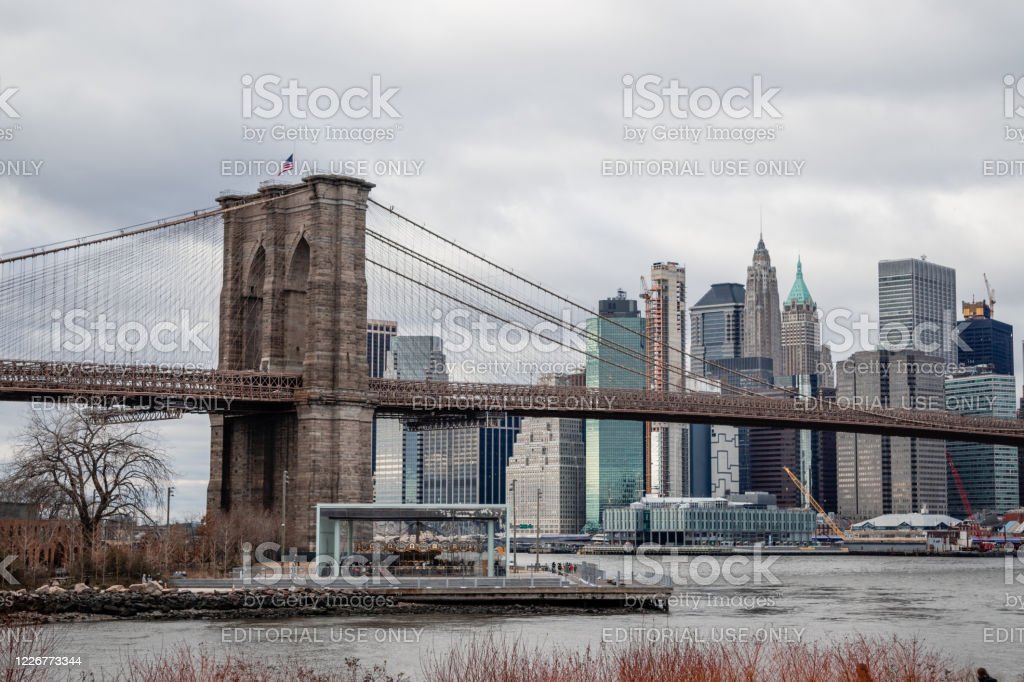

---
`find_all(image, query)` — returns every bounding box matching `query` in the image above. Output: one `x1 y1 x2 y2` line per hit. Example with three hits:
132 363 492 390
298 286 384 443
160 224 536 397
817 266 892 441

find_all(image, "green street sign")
518 524 533 529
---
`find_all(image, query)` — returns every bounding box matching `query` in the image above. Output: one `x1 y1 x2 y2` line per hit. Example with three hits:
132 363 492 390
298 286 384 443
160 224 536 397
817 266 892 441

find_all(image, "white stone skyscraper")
742 235 783 376
505 409 586 534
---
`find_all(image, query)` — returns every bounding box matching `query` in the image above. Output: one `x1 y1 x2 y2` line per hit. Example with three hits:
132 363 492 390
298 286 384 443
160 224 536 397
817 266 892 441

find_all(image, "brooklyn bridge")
1 175 1021 546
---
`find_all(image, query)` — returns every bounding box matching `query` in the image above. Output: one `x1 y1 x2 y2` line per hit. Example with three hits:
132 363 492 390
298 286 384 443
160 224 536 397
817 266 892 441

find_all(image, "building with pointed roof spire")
742 236 783 375
781 256 821 377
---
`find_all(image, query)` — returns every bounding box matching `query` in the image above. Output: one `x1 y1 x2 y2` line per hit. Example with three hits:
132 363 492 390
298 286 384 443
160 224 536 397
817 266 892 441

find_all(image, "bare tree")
3 408 172 552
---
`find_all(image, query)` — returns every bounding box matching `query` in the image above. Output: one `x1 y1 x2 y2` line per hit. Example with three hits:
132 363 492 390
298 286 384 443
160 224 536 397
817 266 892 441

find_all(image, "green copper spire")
785 256 814 306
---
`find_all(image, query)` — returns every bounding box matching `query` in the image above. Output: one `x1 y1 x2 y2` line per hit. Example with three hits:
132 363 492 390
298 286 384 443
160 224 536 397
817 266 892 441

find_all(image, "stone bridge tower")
207 175 375 550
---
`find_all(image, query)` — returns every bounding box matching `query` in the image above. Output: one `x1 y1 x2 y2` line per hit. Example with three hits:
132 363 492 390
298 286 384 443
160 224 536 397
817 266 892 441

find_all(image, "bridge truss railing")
369 378 1024 446
0 361 301 403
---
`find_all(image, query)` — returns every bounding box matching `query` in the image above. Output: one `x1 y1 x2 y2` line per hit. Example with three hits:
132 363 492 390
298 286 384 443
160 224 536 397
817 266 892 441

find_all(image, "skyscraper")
690 283 745 377
945 369 1019 515
878 257 957 368
742 236 783 375
644 262 688 497
748 427 801 508
710 424 743 497
368 320 398 484
585 290 645 530
779 259 833 507
815 425 838 513
690 283 745 499
374 336 449 504
836 350 947 519
958 301 1014 375
366 320 398 379
506 392 586 534
389 335 448 381
781 257 820 378
420 415 521 505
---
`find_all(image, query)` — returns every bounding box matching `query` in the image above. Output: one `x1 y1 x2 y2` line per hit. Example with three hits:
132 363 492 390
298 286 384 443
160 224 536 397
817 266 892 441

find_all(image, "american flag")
277 154 295 176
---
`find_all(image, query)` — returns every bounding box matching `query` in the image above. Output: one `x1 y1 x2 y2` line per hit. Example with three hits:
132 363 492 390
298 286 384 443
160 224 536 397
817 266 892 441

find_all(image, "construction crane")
946 452 973 520
946 452 984 544
782 466 847 540
983 273 996 316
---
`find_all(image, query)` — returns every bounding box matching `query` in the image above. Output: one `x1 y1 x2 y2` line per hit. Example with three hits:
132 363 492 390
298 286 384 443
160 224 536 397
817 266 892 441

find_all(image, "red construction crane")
946 451 973 519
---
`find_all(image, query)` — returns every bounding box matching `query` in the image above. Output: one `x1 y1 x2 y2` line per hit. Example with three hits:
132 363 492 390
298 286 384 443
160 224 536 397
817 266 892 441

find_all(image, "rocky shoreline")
0 583 632 622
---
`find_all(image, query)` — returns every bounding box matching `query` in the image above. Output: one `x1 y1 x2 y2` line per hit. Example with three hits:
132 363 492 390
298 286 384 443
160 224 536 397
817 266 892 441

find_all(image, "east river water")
35 554 1024 679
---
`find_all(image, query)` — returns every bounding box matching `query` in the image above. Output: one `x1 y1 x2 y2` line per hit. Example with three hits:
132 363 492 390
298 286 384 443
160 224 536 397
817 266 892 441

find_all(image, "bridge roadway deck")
0 361 1022 446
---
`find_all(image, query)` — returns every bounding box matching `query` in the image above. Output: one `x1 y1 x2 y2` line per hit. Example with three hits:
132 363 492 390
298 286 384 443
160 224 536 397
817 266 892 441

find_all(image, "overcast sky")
1 1 1023 519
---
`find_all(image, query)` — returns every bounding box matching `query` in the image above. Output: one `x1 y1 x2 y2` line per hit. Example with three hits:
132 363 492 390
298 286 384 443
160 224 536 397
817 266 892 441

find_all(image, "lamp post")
164 486 174 578
281 470 289 552
511 480 517 572
534 488 542 570
166 487 174 528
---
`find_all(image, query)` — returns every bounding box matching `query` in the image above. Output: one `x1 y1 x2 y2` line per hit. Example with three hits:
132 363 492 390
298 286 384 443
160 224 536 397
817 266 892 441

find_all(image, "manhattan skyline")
2 3 1023 522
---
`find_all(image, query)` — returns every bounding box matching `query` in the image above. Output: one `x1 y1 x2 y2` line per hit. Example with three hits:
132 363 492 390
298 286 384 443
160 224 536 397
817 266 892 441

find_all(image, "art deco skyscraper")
781 257 821 378
742 235 783 376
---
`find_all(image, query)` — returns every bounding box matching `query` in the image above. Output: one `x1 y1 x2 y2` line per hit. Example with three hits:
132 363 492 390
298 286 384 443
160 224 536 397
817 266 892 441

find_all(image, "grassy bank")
7 633 1012 682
